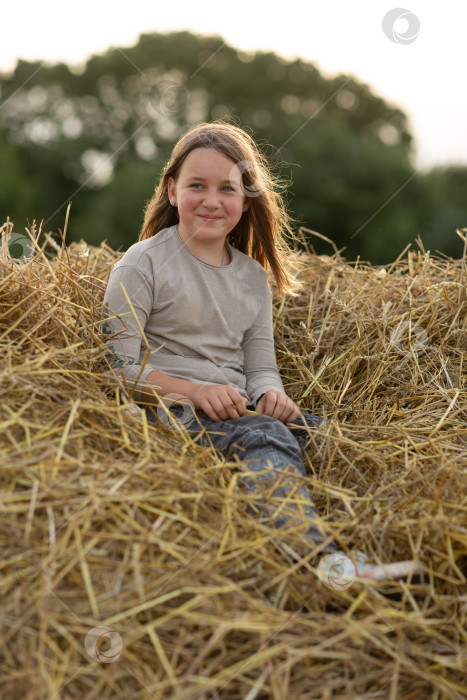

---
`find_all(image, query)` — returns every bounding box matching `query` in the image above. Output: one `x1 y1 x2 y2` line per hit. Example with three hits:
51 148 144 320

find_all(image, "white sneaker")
317 550 420 591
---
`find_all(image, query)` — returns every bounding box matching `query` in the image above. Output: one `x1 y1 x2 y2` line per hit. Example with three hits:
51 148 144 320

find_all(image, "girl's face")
168 147 249 247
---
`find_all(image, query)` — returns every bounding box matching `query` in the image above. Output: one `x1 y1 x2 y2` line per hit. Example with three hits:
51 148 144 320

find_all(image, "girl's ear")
167 177 175 203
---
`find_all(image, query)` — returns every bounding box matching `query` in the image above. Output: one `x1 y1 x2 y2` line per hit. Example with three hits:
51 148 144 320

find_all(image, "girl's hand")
190 384 248 423
255 390 301 424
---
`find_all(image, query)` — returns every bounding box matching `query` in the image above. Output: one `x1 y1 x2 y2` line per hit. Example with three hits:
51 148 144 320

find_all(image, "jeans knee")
263 417 300 449
249 415 295 439
241 417 296 452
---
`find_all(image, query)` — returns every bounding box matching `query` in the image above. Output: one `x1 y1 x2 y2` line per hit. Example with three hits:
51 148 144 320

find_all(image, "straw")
0 218 466 699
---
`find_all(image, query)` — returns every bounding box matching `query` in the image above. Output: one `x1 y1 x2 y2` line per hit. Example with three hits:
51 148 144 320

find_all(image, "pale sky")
2 0 466 171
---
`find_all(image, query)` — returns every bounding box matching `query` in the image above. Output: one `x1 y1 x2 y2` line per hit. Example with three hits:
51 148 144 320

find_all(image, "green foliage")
414 167 467 258
0 31 466 262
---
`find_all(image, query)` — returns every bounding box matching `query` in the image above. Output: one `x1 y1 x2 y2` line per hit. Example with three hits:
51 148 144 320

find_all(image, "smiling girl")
101 121 419 585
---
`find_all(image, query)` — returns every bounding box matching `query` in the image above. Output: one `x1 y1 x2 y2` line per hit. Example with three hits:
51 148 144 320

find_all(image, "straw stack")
1 218 466 700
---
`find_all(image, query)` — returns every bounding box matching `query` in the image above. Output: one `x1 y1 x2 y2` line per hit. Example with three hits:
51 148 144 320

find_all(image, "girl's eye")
189 184 235 191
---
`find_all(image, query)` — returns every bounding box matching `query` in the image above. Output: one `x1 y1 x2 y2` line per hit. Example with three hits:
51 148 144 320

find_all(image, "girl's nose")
204 189 220 208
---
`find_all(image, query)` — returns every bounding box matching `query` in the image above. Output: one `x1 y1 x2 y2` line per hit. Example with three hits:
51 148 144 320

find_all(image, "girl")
101 121 419 588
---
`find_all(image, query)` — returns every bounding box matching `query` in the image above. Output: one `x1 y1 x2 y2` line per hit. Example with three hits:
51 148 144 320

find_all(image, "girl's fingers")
274 399 297 424
226 404 240 419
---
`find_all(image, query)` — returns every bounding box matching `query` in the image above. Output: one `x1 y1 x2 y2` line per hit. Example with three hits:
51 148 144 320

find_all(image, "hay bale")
1 219 466 699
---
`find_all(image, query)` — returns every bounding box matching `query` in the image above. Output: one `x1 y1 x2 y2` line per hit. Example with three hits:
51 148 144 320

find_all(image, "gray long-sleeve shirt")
100 224 285 406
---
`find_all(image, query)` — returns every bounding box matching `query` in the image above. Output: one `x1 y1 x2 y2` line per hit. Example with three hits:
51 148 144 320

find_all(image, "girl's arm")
141 371 248 422
100 264 157 401
242 284 300 424
140 370 201 405
242 283 285 400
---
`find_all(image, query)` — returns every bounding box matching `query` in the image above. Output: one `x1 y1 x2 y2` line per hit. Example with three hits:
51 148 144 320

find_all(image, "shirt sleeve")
99 263 156 402
242 282 285 405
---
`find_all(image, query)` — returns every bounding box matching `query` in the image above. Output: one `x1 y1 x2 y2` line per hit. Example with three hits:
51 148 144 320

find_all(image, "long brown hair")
139 120 304 297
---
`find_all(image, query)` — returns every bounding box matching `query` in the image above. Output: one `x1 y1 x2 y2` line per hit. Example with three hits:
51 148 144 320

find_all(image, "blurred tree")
415 167 467 257
0 128 36 217
0 32 465 261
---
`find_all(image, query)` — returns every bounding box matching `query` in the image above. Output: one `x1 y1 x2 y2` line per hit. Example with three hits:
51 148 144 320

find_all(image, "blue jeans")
144 403 336 561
